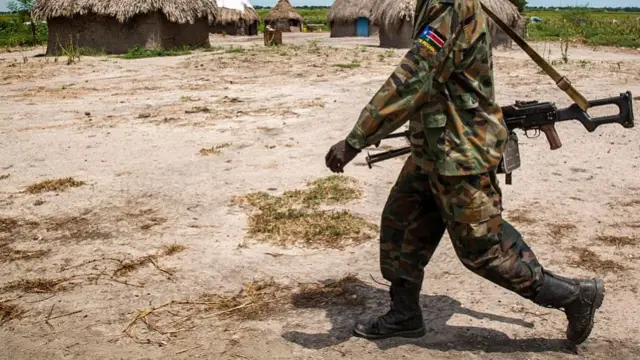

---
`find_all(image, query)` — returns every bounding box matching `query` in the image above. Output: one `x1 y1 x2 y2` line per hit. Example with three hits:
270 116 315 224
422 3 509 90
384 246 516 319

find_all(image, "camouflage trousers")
380 158 544 299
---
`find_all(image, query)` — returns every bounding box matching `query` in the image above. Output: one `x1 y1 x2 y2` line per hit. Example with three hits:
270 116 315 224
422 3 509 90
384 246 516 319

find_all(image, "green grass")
256 8 329 33
525 9 640 48
225 47 246 53
0 14 47 47
333 62 361 69
525 10 640 20
119 45 192 59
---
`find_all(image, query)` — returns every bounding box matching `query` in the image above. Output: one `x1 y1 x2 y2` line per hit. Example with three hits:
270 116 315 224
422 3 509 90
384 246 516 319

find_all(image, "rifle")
365 91 635 184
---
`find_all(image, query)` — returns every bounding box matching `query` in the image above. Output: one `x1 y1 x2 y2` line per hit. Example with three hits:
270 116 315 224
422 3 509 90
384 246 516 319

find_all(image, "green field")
256 8 329 32
524 9 640 48
2 7 640 49
525 10 640 20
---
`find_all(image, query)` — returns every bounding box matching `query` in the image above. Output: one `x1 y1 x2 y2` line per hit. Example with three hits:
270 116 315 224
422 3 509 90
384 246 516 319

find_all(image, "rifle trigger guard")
524 129 540 139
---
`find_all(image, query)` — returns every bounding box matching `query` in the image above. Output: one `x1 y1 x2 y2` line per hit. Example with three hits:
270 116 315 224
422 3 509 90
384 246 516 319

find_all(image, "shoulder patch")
417 26 447 53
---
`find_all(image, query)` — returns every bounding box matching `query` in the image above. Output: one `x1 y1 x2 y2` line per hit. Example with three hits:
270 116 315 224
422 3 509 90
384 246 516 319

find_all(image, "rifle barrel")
366 147 411 168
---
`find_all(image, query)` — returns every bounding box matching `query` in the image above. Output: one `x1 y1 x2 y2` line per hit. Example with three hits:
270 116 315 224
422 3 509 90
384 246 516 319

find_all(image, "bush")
0 16 47 47
119 45 193 59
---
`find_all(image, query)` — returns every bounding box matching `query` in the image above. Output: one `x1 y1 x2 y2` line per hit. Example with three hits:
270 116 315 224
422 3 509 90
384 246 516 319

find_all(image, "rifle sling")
479 2 589 111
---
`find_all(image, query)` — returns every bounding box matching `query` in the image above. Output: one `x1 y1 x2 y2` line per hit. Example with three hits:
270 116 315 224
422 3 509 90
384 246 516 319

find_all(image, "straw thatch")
264 0 303 22
371 0 415 31
327 0 376 24
34 0 214 55
214 0 259 24
371 0 525 48
32 0 217 24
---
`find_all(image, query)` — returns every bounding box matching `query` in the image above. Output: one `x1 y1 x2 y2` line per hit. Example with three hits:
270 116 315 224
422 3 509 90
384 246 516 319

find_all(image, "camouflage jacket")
345 0 508 176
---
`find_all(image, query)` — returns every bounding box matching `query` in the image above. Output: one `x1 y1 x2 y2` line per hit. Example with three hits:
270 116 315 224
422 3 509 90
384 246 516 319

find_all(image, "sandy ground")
1 33 639 360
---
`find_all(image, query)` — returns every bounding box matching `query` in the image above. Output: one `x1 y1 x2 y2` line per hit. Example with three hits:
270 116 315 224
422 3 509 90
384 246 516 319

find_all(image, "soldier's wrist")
346 133 366 151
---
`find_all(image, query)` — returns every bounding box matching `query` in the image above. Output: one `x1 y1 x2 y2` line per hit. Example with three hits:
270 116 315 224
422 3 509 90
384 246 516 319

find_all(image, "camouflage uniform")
345 0 544 298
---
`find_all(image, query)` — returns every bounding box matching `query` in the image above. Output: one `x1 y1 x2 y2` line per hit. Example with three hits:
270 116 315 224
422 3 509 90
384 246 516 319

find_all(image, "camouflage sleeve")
345 0 483 150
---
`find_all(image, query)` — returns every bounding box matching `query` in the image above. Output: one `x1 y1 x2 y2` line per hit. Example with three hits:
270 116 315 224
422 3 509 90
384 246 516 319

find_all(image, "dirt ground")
1 33 639 360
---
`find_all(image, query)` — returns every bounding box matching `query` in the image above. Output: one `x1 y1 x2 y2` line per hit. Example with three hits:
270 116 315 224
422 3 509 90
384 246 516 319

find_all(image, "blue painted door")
356 17 369 37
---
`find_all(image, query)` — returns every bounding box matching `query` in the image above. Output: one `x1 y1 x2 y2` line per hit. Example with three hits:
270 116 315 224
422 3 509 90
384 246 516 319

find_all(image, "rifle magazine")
497 131 521 174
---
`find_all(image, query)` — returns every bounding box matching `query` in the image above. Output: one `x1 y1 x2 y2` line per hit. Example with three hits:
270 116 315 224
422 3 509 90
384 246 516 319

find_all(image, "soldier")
324 0 604 345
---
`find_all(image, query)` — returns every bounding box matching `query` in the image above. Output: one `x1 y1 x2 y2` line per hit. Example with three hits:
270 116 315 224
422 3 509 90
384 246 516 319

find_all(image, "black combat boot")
533 270 605 345
353 281 425 340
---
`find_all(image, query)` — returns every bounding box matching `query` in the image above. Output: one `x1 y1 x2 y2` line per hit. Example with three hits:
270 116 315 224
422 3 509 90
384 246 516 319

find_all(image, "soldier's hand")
325 140 360 173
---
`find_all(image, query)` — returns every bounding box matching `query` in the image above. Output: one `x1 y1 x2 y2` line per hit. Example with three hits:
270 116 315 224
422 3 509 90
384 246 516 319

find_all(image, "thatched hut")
327 0 378 37
32 0 217 55
371 0 415 48
371 0 525 49
210 0 260 36
264 0 303 32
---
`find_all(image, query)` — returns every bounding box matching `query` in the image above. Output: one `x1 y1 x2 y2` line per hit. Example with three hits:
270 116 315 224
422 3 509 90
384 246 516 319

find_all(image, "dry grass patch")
140 216 167 230
249 209 376 249
549 222 577 238
0 174 9 181
621 221 640 229
2 206 166 246
0 217 19 233
505 210 537 225
0 302 26 325
43 215 111 243
200 143 231 155
1 277 74 294
199 279 291 321
595 235 636 247
112 245 180 278
293 274 364 308
124 275 366 344
621 199 640 207
296 176 362 207
185 106 210 114
232 176 375 249
113 256 157 277
257 126 280 134
161 243 187 256
26 177 86 194
0 245 50 263
571 247 626 273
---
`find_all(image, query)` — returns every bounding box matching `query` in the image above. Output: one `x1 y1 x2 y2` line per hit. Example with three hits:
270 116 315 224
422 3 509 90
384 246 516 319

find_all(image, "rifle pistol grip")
540 123 562 150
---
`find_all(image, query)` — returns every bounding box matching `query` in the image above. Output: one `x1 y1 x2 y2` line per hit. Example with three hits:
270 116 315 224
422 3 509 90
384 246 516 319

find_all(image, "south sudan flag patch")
417 26 446 52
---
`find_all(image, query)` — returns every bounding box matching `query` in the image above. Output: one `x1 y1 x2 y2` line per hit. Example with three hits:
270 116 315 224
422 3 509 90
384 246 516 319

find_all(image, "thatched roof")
371 0 415 29
32 0 218 24
328 0 377 24
372 0 523 31
482 0 524 31
264 0 303 22
214 0 259 24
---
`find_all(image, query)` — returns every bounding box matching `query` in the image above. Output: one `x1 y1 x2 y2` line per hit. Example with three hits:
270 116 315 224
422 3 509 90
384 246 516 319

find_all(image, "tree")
8 0 36 45
508 0 527 13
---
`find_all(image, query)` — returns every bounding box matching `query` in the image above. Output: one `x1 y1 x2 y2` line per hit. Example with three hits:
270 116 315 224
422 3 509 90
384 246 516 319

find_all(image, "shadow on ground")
281 278 576 355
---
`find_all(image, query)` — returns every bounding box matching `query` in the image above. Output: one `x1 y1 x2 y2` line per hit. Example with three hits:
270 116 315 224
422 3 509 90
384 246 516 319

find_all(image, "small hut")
210 0 260 36
264 0 304 32
32 0 217 55
371 0 415 48
327 0 378 37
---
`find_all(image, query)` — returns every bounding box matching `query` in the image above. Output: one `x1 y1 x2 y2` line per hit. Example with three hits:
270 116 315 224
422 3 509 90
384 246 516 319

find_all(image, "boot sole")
569 278 605 345
352 326 426 340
